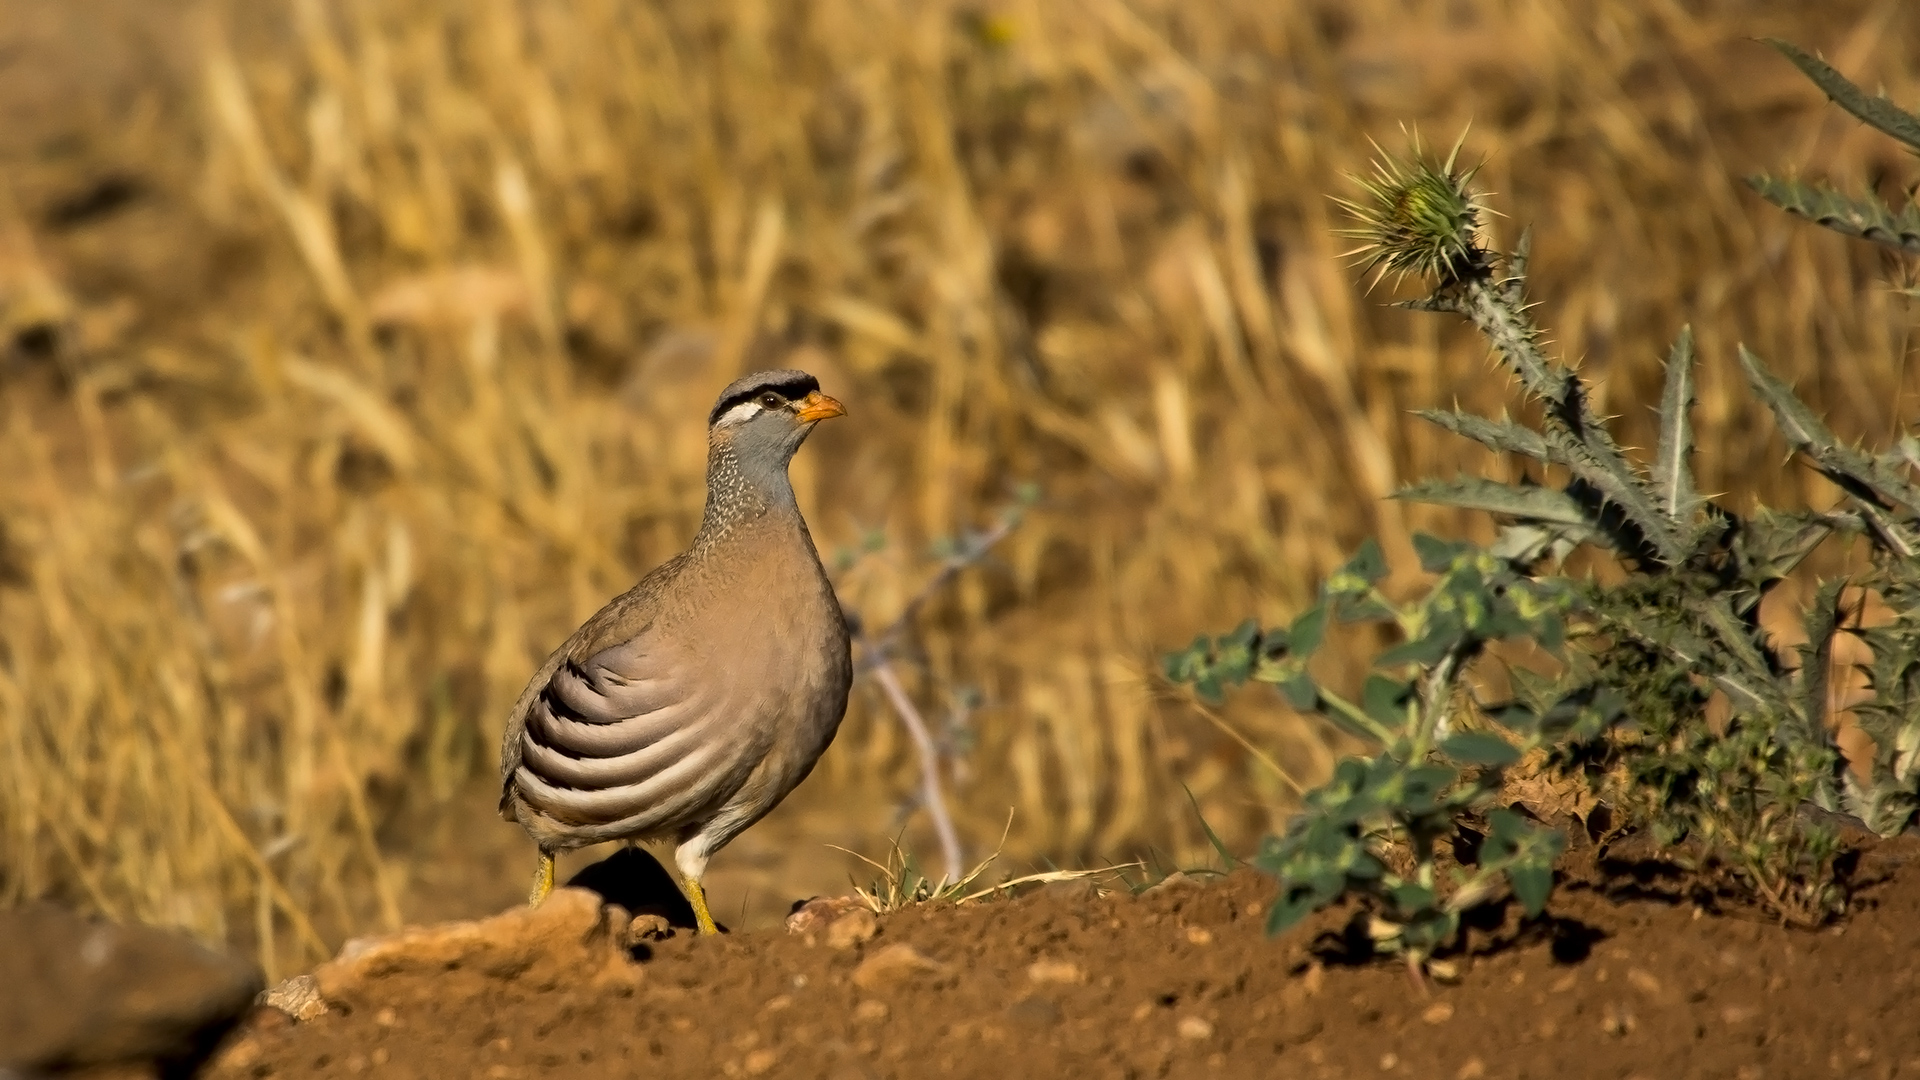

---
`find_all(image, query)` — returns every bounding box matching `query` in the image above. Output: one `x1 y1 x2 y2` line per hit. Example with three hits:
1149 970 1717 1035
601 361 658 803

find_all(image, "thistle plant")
1169 39 1920 954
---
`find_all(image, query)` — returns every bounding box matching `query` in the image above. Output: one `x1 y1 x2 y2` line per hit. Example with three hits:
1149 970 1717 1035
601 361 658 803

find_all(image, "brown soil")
207 839 1920 1080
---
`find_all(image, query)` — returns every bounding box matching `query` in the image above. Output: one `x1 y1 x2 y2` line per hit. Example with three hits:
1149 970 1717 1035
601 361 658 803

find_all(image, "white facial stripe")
715 400 765 426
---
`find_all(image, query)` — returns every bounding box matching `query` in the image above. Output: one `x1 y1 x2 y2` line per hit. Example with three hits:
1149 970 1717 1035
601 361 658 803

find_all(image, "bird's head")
707 368 845 466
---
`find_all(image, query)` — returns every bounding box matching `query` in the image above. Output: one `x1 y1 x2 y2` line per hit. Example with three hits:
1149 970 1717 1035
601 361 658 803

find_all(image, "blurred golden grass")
1 0 1916 974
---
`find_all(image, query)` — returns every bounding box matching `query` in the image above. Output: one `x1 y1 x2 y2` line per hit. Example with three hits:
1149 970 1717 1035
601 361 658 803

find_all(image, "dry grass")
0 0 1916 974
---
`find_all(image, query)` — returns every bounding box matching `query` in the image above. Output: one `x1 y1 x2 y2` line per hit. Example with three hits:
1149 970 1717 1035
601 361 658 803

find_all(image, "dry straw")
0 0 1914 972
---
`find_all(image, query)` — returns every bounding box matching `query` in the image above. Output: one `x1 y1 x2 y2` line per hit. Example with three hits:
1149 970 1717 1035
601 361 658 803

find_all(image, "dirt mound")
208 840 1920 1080
0 904 261 1075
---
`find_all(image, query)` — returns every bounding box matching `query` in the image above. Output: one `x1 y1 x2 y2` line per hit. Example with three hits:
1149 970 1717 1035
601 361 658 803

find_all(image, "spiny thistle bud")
1336 130 1491 290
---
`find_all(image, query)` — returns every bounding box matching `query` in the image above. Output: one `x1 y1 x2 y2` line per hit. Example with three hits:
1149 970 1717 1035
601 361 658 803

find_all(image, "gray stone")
0 904 262 1072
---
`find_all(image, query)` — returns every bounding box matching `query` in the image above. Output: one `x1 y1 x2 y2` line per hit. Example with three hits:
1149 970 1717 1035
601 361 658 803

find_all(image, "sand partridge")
499 369 852 935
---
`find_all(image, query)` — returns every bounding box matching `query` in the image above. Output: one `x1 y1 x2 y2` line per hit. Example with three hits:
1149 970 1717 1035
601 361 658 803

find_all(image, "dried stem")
862 649 964 885
849 503 1028 886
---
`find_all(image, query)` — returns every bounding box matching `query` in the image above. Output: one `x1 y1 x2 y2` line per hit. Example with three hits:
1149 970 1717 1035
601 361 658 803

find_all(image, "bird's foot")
528 852 555 907
683 876 721 935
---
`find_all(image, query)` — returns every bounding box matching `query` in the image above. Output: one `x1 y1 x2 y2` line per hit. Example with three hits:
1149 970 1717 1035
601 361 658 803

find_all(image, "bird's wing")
497 554 687 816
500 550 778 832
507 622 769 831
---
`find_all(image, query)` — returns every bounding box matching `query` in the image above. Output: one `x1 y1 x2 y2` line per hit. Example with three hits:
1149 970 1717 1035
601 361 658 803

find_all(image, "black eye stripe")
708 371 821 425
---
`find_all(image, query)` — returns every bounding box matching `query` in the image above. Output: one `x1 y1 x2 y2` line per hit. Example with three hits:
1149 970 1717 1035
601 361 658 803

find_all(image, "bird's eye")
759 392 784 409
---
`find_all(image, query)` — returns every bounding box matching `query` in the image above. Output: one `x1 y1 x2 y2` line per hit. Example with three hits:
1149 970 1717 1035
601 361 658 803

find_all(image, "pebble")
1026 958 1084 985
784 896 867 937
1008 996 1061 1026
625 914 672 944
261 974 328 1021
1177 1016 1214 1041
851 943 947 989
826 909 879 950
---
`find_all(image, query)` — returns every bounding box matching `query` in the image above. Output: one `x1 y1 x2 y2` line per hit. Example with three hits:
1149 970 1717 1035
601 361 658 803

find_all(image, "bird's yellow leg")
682 875 721 936
527 851 555 907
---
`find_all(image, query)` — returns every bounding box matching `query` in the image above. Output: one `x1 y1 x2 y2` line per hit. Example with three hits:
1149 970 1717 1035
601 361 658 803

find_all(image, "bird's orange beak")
795 391 846 423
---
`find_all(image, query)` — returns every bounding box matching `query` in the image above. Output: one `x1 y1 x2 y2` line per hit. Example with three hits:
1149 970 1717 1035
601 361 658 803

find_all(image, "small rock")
312 888 642 1009
784 895 868 936
1602 1003 1636 1036
1177 1016 1214 1041
625 914 672 944
1007 996 1061 1026
1184 927 1214 946
1421 1001 1454 1025
260 974 328 1021
826 908 879 950
1456 1059 1487 1080
0 904 263 1073
853 999 890 1022
1302 963 1325 995
1380 1052 1400 1070
1026 958 1084 985
851 943 948 989
743 1048 779 1075
762 994 794 1014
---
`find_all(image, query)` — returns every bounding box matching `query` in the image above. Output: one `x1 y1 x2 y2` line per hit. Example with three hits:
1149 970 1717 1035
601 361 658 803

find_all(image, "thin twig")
863 648 965 885
845 501 1029 887
871 508 1025 659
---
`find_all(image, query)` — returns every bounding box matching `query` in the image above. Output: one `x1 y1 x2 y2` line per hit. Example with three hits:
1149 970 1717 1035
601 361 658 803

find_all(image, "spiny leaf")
1652 326 1700 532
1740 346 1920 525
1544 379 1686 566
1797 578 1848 750
1747 176 1920 256
1732 509 1840 586
1762 39 1920 154
1416 408 1553 463
1739 344 1840 451
1597 604 1772 713
1395 476 1600 534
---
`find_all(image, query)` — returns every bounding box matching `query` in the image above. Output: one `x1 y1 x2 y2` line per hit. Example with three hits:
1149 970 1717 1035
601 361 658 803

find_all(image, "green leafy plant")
1168 39 1920 959
1165 536 1596 976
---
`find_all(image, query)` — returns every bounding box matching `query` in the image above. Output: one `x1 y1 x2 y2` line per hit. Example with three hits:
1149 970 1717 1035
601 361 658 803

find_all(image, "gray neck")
694 442 801 546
